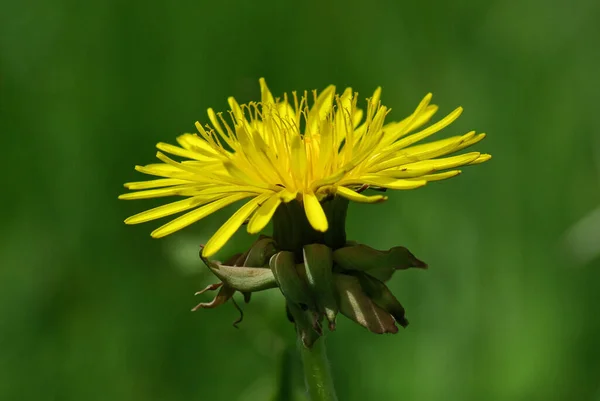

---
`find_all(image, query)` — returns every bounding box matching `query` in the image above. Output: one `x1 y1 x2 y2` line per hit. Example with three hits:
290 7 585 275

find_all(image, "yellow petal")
228 97 253 134
290 133 307 185
384 93 433 140
405 104 439 133
376 152 480 178
364 94 435 157
227 96 244 121
408 152 481 171
154 152 227 183
370 87 382 107
386 106 463 153
203 193 271 257
247 194 282 234
207 108 227 139
336 186 387 203
277 95 297 124
118 184 202 200
176 133 218 155
151 193 254 238
331 88 353 148
156 142 213 162
221 160 271 190
155 151 203 174
278 190 298 202
310 168 348 192
124 178 189 190
134 163 191 179
374 165 435 178
406 170 461 182
401 131 476 160
468 154 492 165
339 176 427 190
452 133 486 153
352 108 364 129
259 77 275 106
232 126 280 185
307 85 336 135
382 103 439 143
303 192 328 232
194 122 213 143
195 185 268 196
371 135 467 172
124 196 210 224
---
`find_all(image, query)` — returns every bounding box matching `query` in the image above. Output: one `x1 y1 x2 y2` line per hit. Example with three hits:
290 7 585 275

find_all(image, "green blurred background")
2 0 600 399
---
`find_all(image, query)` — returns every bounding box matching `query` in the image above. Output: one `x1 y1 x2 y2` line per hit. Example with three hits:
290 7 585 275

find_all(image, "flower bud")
205 261 277 292
270 251 316 311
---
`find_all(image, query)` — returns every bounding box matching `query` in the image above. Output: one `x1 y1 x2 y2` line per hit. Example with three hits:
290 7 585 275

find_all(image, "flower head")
120 79 490 257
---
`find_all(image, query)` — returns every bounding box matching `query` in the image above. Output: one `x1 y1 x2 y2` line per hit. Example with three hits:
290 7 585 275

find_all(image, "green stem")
298 337 338 401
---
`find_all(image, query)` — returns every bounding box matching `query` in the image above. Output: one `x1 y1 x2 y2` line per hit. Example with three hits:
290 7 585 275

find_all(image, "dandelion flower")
119 78 490 257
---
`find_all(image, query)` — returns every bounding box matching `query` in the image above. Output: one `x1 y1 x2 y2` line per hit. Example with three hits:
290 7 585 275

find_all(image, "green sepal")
332 274 398 334
206 261 277 292
355 272 408 327
302 244 338 330
287 301 321 348
224 252 245 266
243 237 277 267
333 244 427 282
269 251 315 310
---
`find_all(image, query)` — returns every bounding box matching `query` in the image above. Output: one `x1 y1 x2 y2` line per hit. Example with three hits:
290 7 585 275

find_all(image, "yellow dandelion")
119 78 490 257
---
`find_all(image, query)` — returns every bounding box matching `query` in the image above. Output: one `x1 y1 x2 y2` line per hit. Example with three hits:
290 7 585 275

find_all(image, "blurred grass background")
2 0 600 400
